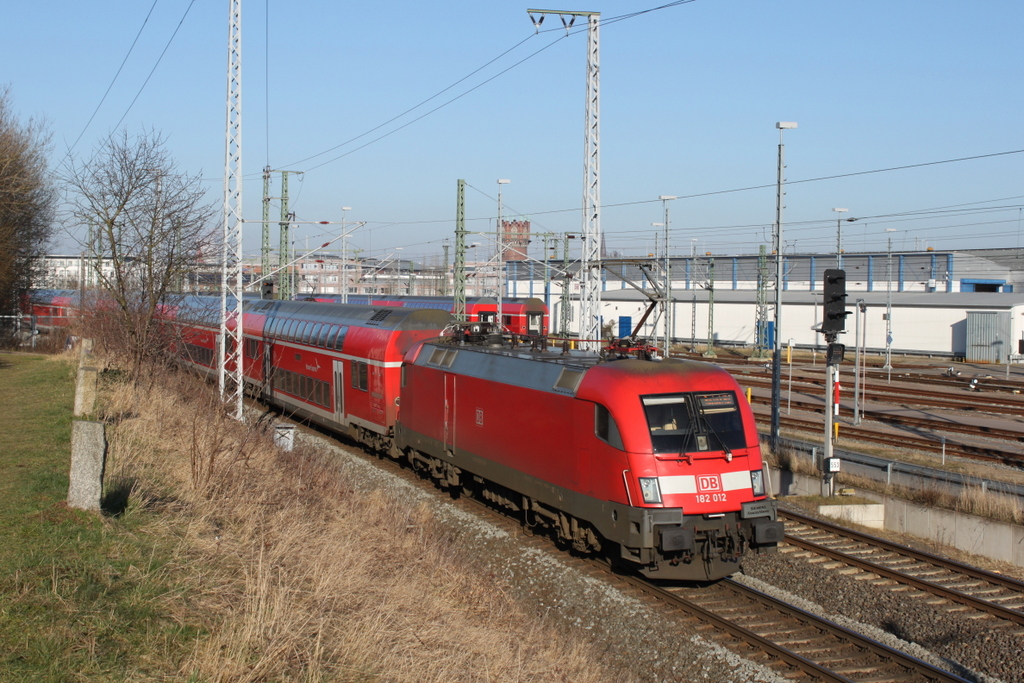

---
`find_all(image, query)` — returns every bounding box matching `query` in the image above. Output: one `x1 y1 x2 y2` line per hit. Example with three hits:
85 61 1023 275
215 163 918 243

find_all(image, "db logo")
697 475 722 492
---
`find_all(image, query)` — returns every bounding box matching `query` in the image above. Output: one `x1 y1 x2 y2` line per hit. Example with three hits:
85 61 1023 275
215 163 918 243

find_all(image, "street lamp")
341 206 352 303
884 228 896 379
659 196 677 356
771 121 797 450
497 179 510 330
832 208 848 269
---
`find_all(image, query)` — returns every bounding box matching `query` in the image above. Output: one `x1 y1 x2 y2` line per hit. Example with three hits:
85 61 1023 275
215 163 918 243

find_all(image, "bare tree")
65 130 217 376
0 88 57 331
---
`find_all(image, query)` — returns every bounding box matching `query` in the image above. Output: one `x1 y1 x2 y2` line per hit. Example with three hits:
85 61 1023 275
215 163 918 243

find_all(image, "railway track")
736 374 1024 418
753 407 1024 466
623 573 970 683
745 392 1024 450
780 509 1024 628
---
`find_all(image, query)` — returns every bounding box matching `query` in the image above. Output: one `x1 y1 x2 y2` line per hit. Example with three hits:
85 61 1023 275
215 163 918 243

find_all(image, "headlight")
638 477 662 504
750 469 765 497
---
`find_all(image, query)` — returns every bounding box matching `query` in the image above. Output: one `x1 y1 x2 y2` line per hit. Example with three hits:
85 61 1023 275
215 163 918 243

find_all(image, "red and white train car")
172 297 451 449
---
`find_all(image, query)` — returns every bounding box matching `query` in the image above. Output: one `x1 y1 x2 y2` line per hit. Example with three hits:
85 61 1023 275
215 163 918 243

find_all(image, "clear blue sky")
5 0 1022 264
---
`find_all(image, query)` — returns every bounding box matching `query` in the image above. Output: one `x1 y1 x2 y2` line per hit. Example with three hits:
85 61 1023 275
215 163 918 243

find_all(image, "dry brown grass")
100 366 628 682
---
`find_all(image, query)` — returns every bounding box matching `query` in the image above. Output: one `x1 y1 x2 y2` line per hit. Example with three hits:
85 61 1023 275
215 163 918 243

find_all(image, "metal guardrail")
768 433 1024 499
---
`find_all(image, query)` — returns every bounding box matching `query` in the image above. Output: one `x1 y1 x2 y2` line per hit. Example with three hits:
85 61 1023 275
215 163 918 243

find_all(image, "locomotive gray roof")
415 341 600 396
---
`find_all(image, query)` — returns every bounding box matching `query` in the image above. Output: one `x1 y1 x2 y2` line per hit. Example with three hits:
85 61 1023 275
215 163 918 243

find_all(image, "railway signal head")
822 269 850 333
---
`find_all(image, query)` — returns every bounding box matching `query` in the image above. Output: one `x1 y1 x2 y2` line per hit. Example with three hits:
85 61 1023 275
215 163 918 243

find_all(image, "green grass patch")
0 353 203 681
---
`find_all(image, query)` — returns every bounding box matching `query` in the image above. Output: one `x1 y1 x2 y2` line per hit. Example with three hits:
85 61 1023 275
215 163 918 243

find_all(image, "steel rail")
634 573 971 683
780 510 1024 626
618 573 856 683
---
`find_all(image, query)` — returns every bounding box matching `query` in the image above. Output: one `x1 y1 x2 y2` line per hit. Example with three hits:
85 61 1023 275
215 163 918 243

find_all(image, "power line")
106 0 199 136
59 0 160 166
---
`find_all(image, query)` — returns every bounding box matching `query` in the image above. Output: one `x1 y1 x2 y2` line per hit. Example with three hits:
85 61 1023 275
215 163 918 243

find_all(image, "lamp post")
771 122 797 451
885 228 896 380
497 179 510 331
832 208 848 269
341 206 352 303
854 298 866 425
659 196 677 357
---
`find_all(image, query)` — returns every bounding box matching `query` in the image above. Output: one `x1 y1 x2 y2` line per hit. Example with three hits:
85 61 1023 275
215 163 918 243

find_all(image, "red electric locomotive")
396 327 781 582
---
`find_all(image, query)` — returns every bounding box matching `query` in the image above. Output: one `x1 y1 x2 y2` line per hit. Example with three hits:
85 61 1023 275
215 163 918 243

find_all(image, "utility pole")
219 0 244 421
659 195 677 355
341 206 351 303
528 8 601 349
771 121 797 450
752 244 770 358
454 179 467 322
703 256 716 357
496 178 510 330
277 170 303 300
441 240 450 296
262 166 271 282
560 233 573 337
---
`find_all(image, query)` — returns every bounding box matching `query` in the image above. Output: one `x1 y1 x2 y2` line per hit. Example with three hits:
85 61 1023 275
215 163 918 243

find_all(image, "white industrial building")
505 248 1024 363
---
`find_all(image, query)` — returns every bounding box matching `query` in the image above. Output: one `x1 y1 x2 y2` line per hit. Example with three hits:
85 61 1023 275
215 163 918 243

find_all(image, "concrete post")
68 420 106 511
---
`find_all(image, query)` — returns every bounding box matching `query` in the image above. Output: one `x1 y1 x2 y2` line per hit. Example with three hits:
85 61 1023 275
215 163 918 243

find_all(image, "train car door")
333 359 345 423
444 373 456 455
527 312 543 335
262 341 274 399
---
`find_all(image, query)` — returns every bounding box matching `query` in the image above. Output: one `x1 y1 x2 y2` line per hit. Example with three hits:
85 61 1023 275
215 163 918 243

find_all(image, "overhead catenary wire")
59 0 161 166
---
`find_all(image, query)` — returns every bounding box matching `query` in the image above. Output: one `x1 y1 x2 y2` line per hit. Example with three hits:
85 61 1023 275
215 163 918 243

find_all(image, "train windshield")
641 392 747 454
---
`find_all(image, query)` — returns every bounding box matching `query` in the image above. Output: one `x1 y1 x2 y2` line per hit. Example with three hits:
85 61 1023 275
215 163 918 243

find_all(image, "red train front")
396 330 782 582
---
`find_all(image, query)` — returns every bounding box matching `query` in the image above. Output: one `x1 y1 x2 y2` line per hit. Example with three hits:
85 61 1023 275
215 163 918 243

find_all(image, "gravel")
741 551 1021 683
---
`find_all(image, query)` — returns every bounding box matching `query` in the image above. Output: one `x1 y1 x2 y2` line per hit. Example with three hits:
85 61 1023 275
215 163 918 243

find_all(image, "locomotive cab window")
641 392 746 454
594 404 624 450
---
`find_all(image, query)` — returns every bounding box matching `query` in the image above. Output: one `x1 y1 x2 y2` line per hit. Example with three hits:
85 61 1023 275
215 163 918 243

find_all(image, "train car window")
283 319 297 342
331 326 348 351
502 314 513 326
351 361 368 391
641 394 696 454
594 404 624 450
528 313 542 334
695 392 747 451
316 325 332 348
553 368 585 394
245 338 259 359
308 323 323 346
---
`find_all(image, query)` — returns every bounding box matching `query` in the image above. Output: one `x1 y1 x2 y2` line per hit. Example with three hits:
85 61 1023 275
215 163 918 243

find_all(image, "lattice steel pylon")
579 12 601 350
219 0 244 421
528 8 600 349
454 179 467 322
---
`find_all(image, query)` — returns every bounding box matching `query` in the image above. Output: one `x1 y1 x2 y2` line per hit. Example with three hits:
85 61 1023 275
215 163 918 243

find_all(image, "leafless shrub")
63 130 216 379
